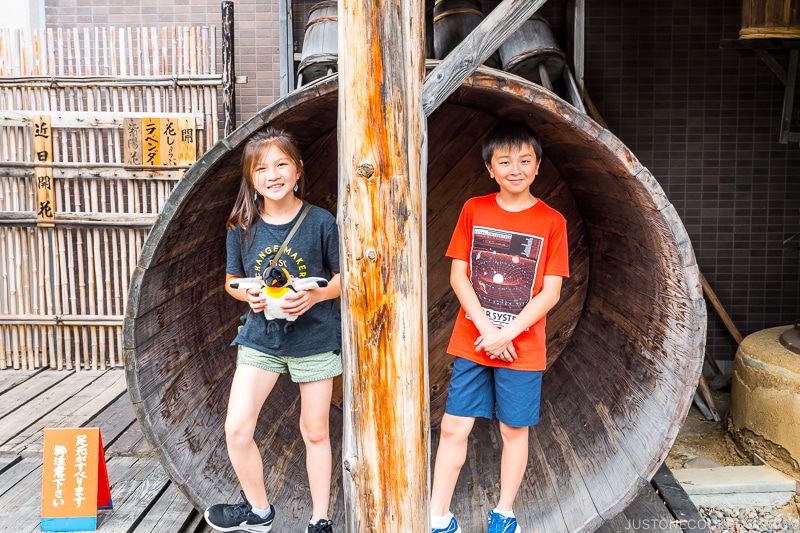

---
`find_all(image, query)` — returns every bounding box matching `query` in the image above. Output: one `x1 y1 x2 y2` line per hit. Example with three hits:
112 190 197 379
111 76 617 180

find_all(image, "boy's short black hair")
481 121 543 164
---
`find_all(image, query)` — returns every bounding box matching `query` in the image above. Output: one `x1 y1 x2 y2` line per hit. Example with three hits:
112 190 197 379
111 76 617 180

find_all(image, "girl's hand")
474 327 518 362
280 288 317 317
246 287 267 313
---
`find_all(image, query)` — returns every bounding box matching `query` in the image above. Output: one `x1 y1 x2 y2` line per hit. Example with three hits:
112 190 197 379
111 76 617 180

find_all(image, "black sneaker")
306 518 333 533
204 490 275 532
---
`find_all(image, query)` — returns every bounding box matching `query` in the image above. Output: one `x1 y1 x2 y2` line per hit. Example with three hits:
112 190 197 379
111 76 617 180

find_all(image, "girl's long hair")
226 128 305 235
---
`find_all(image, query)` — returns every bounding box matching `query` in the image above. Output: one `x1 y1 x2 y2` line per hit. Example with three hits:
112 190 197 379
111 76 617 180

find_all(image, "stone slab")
672 465 797 508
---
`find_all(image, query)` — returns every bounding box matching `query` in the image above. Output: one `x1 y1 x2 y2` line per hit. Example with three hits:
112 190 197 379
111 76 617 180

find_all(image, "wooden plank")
651 463 711 532
421 0 547 116
0 369 74 420
84 388 139 449
95 457 170 532
0 370 106 448
534 416 603 533
0 110 204 129
0 455 40 498
0 457 44 532
108 418 153 457
0 368 47 395
596 484 683 532
131 481 197 533
0 454 22 475
2 370 127 454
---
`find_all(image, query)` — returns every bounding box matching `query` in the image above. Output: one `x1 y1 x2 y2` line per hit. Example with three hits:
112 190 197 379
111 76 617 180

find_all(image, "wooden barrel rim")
298 53 338 72
740 26 800 37
309 0 337 10
305 15 338 30
433 8 485 23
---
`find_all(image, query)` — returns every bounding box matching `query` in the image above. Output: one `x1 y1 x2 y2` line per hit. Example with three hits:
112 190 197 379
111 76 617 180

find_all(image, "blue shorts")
444 357 542 427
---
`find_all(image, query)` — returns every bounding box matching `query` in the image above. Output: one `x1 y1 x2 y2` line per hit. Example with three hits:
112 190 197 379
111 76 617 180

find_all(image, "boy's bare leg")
430 413 476 517
299 378 334 522
225 364 282 509
497 422 529 511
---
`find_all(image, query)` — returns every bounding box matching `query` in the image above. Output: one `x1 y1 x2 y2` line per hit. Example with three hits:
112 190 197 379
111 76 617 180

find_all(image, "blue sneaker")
432 514 461 533
488 510 520 533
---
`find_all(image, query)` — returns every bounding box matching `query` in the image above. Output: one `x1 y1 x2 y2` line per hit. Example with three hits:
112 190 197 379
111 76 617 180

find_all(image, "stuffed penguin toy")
230 266 328 333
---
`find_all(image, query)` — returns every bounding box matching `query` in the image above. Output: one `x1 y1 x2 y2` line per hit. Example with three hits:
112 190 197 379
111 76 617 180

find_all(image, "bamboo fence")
0 26 222 370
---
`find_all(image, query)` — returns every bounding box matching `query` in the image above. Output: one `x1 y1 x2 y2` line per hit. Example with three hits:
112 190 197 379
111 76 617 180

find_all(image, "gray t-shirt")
226 202 341 356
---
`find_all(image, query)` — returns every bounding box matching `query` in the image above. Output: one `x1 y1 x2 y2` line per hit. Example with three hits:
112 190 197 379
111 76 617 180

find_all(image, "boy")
429 121 569 533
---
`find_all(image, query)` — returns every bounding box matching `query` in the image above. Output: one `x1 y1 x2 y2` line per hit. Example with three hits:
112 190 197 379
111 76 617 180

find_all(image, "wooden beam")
278 0 294 95
221 0 236 136
421 0 548 116
0 111 204 129
779 49 797 144
338 0 429 531
567 0 585 93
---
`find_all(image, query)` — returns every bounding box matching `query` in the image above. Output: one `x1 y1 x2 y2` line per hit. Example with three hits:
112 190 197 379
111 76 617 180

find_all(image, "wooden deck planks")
0 370 74 420
0 370 112 448
0 369 699 532
130 481 198 533
95 456 171 532
4 370 128 455
0 368 47 395
84 390 140 451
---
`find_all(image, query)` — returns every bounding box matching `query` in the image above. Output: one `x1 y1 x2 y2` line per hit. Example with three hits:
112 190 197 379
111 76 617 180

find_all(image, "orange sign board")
41 428 111 531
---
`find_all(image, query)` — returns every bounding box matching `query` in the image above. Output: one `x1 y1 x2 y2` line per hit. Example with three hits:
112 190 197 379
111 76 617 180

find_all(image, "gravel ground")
699 498 800 532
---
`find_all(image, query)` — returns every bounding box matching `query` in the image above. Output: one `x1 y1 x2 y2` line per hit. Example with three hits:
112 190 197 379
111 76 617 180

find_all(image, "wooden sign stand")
41 428 112 532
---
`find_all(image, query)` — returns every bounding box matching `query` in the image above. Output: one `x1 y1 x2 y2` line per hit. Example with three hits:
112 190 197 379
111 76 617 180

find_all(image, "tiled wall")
43 0 799 363
583 0 800 363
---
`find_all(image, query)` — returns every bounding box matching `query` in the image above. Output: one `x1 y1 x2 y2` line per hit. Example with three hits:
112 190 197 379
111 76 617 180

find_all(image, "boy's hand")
474 327 518 362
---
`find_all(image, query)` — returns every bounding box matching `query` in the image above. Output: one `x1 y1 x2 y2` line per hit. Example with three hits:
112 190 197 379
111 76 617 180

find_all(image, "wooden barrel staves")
297 0 338 86
741 0 800 38
123 65 705 532
433 0 501 69
498 16 566 90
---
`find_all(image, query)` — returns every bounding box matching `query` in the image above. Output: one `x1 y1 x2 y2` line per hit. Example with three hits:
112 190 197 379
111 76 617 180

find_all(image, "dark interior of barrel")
126 70 703 532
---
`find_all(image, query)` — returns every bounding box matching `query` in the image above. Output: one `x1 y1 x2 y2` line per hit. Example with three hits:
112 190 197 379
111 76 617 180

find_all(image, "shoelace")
225 499 253 518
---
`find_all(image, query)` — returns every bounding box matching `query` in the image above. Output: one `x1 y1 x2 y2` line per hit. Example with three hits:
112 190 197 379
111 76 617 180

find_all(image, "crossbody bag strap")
269 202 313 269
242 202 313 328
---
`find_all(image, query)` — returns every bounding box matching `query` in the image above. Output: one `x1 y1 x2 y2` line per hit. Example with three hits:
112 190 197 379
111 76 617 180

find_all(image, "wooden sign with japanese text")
32 114 55 227
123 115 196 169
41 428 111 531
176 116 197 166
160 117 179 166
141 117 161 166
124 118 142 165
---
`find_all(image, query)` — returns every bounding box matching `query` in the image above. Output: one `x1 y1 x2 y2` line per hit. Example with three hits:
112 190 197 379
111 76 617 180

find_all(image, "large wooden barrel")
433 0 501 68
741 0 800 38
297 1 338 86
498 16 566 87
124 65 705 532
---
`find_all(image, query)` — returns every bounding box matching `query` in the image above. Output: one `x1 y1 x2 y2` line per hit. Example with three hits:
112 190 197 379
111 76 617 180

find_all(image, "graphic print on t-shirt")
253 244 308 279
470 226 543 326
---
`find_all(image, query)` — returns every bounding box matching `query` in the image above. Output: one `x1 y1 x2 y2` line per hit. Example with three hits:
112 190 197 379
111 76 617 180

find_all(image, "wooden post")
278 0 294 95
221 0 236 136
338 0 429 531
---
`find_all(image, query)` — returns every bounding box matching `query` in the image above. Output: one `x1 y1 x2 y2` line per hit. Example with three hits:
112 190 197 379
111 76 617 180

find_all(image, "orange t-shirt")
446 193 570 371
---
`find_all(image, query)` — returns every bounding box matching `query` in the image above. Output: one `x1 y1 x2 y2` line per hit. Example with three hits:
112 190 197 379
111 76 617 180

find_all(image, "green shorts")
237 345 342 383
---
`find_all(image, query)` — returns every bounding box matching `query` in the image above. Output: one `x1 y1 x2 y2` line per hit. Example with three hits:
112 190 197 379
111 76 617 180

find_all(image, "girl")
204 128 341 533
